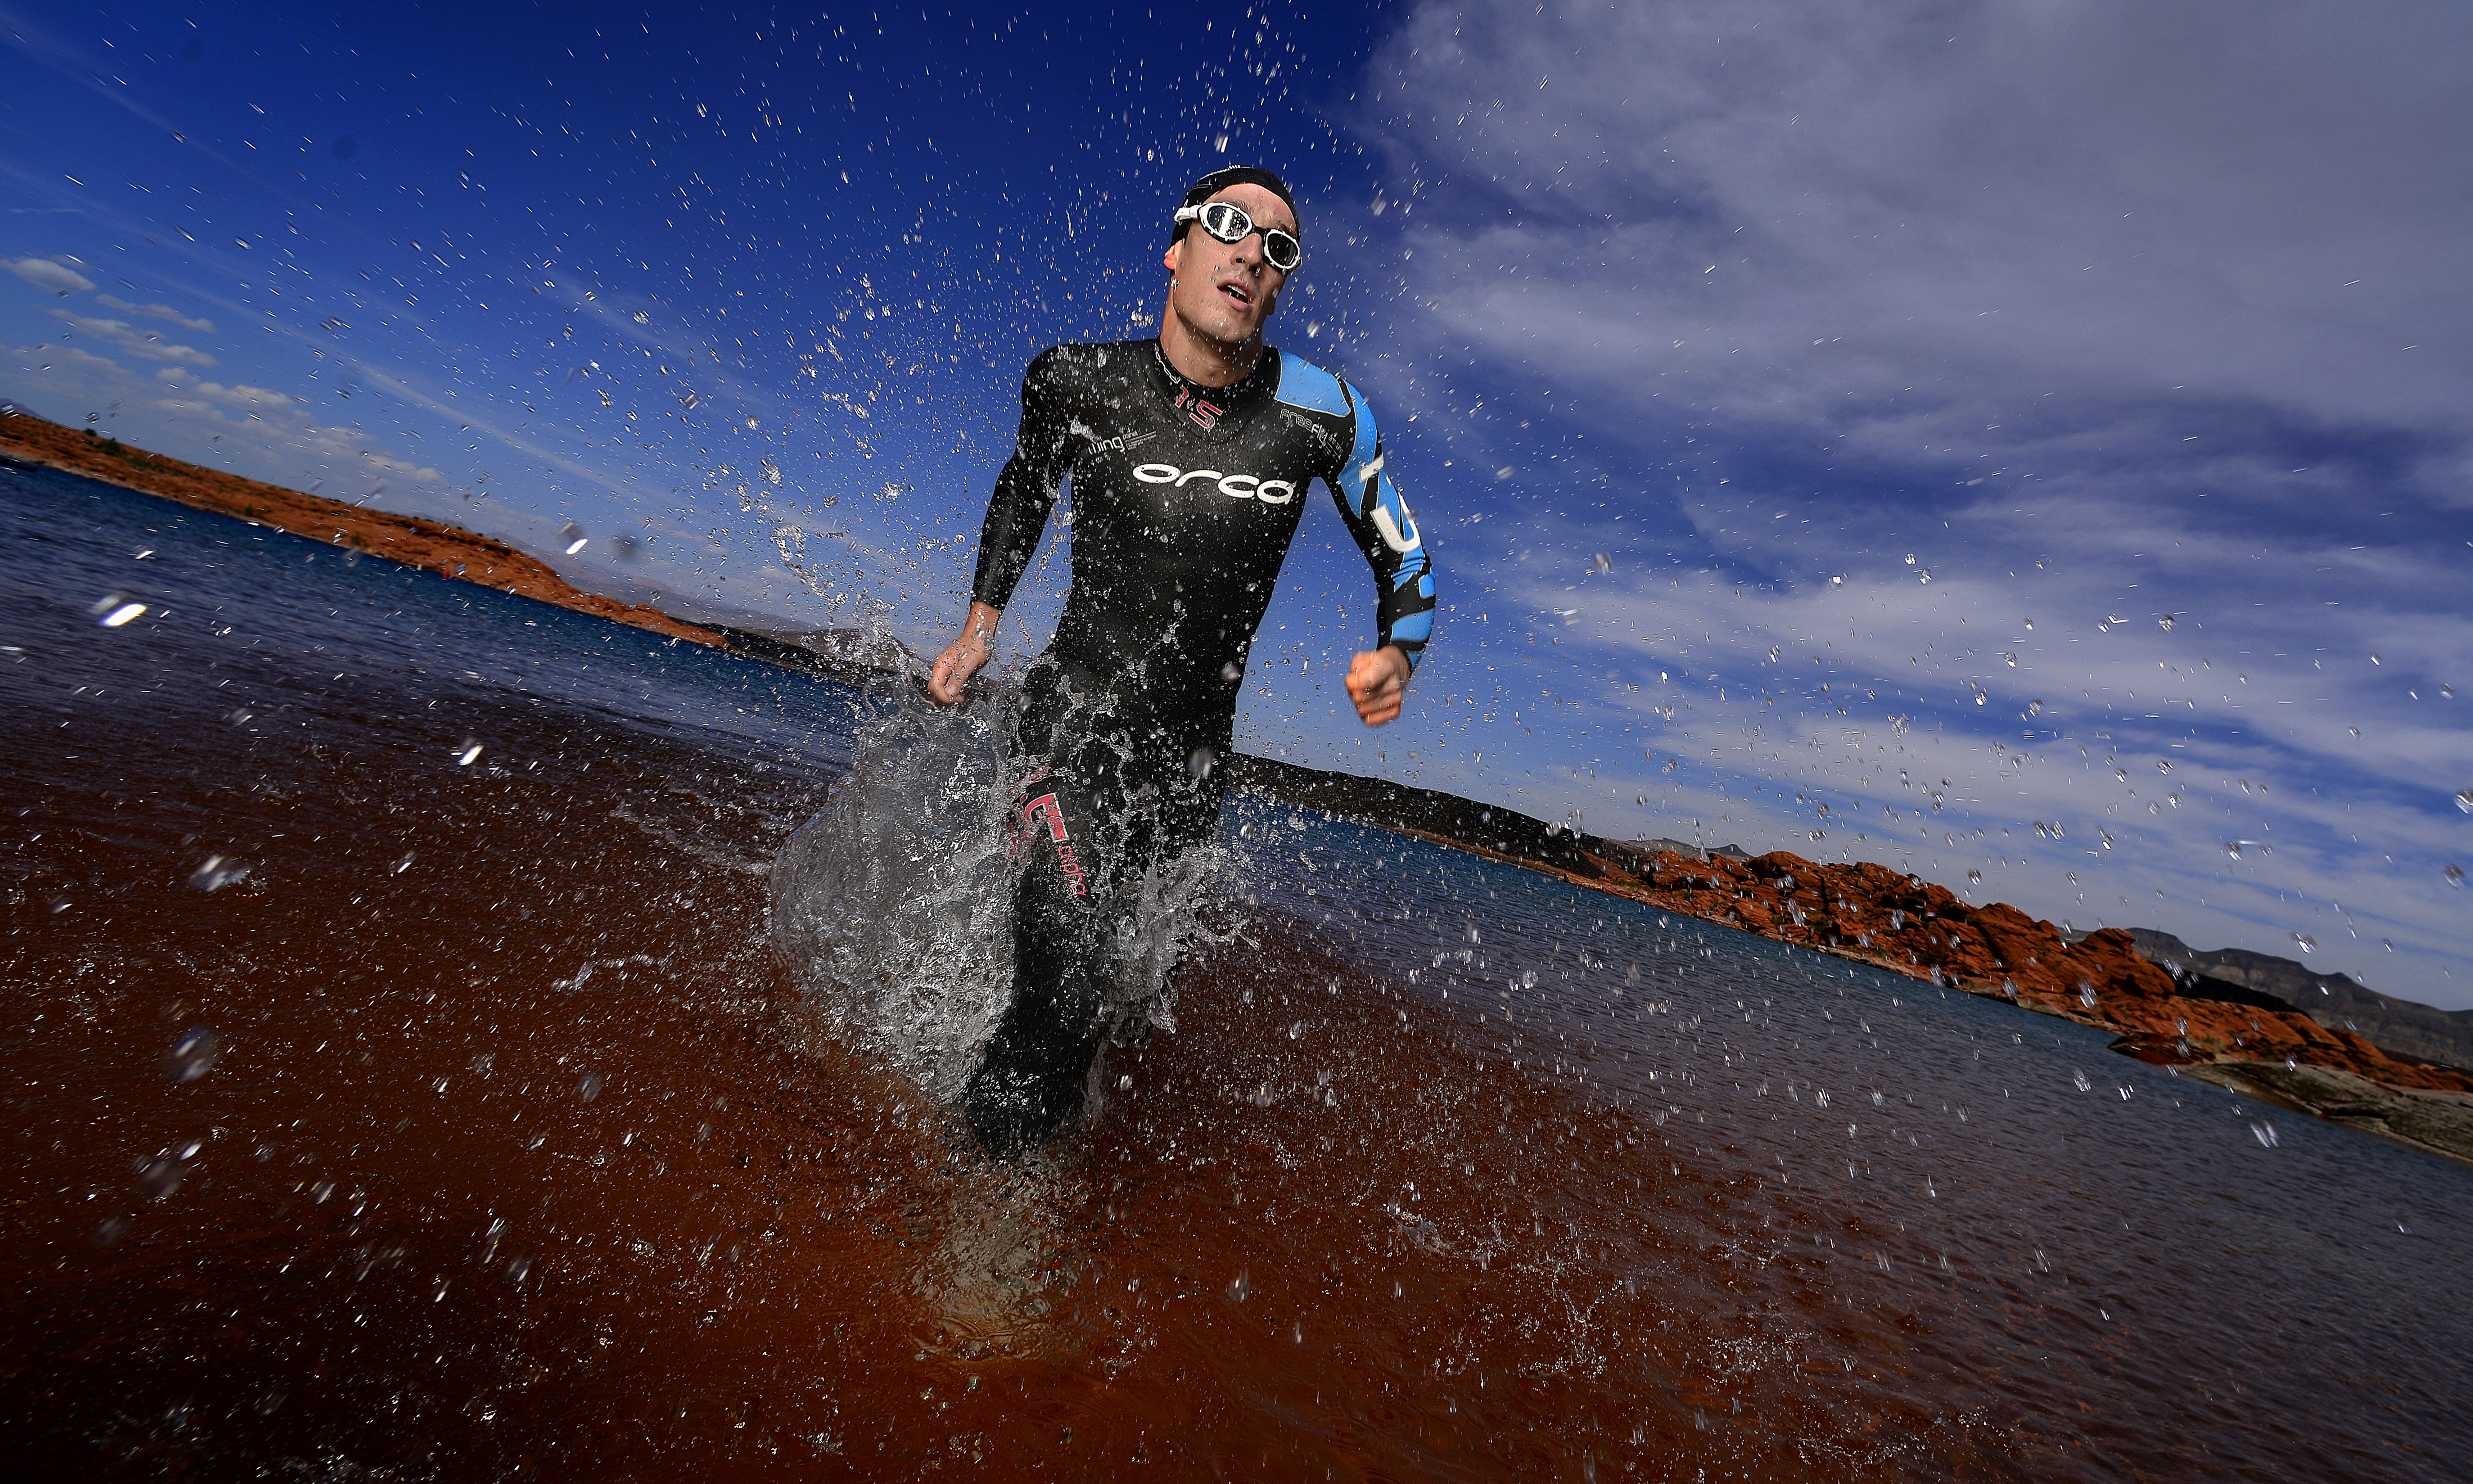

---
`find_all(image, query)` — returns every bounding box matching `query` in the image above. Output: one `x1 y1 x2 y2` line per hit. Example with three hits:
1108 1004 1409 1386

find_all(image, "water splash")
771 682 1020 1104
771 675 1227 1113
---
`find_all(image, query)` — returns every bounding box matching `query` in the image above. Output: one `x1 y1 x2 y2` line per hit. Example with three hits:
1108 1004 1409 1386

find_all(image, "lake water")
4 460 2466 1480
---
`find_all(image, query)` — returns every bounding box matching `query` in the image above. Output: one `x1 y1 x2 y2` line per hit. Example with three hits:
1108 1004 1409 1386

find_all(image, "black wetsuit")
961 339 1436 1156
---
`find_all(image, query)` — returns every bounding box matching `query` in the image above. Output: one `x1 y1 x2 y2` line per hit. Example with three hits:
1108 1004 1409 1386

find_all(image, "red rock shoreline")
0 409 724 648
1391 826 2473 1159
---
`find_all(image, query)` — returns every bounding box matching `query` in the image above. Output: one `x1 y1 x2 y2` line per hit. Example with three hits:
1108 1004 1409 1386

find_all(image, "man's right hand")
928 601 1004 705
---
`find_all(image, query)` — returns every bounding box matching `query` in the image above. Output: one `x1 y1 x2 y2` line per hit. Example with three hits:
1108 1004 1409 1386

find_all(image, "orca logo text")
1132 463 1297 504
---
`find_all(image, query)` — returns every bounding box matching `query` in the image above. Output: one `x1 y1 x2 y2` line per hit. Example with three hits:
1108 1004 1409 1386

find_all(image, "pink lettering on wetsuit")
1022 792 1088 896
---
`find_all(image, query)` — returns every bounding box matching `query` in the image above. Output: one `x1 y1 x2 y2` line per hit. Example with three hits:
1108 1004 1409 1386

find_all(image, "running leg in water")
963 672 1222 1158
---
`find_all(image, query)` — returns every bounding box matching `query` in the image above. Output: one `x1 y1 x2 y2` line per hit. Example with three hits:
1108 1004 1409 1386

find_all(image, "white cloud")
155 369 297 414
1365 0 2473 433
44 309 216 367
5 256 94 296
97 294 215 332
4 339 450 514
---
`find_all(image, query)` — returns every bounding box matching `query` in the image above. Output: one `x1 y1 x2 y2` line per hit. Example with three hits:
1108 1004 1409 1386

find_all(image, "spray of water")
769 672 1233 1122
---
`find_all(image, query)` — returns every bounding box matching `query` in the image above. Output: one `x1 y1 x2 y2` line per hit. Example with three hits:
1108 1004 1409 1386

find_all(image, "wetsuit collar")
1150 339 1277 431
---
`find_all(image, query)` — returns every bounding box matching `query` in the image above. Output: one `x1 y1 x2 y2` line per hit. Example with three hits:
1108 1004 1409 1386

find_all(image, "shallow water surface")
4 464 2467 1480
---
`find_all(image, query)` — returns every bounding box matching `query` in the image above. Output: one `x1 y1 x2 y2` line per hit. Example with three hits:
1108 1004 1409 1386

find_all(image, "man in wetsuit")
926 164 1436 1158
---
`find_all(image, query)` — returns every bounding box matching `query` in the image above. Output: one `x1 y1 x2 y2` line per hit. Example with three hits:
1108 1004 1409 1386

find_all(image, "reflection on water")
4 462 2469 1480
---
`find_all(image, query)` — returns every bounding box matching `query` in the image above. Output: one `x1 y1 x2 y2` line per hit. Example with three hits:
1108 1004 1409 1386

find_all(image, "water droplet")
1117 1074 1133 1091
2447 864 2465 889
1520 969 1536 988
2072 1069 2091 1092
1967 869 1982 884
1227 1270 1251 1302
168 1026 221 1082
457 743 483 766
2158 614 2177 632
577 1071 604 1101
744 416 759 430
189 854 249 892
2291 932 2316 955
136 1148 195 1200
1186 745 1216 781
95 599 148 628
1289 1021 1305 1040
1592 552 1612 574
2025 699 2045 717
2078 980 2098 1009
559 521 588 555
2456 788 2473 814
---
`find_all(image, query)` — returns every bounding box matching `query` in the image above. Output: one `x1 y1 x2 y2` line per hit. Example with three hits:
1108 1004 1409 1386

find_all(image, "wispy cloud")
5 256 92 295
5 340 444 500
46 308 216 367
98 294 213 332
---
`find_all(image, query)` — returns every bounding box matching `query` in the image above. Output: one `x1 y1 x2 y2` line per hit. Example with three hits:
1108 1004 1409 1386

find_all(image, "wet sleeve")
970 349 1075 612
1325 381 1437 671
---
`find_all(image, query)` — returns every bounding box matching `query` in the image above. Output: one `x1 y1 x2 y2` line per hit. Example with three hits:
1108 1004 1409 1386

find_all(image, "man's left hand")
1345 645 1412 727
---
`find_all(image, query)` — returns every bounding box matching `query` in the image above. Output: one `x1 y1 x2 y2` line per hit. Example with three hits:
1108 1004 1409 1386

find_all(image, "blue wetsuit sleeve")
1325 380 1437 670
971 349 1075 611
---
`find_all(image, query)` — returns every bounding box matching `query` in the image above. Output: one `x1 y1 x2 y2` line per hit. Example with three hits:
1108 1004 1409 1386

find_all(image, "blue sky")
6 0 2471 1007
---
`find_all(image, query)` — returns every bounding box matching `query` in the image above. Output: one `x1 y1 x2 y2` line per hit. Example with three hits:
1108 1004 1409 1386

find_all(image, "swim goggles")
1173 200 1303 272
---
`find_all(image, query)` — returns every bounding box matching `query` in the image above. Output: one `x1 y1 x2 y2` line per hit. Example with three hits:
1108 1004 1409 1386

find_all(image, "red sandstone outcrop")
0 411 723 648
1574 845 2472 1095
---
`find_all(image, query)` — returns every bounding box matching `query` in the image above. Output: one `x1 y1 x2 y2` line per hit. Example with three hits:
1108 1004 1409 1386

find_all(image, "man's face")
1163 183 1294 351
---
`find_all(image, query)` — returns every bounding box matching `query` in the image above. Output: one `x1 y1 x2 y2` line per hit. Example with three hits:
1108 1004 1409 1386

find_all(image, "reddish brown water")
7 465 2468 1480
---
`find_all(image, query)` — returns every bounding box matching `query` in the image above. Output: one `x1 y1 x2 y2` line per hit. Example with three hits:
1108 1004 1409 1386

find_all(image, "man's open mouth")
1217 279 1253 307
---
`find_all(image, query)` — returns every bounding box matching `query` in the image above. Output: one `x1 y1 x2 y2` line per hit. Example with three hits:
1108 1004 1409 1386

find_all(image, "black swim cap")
1173 165 1299 242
